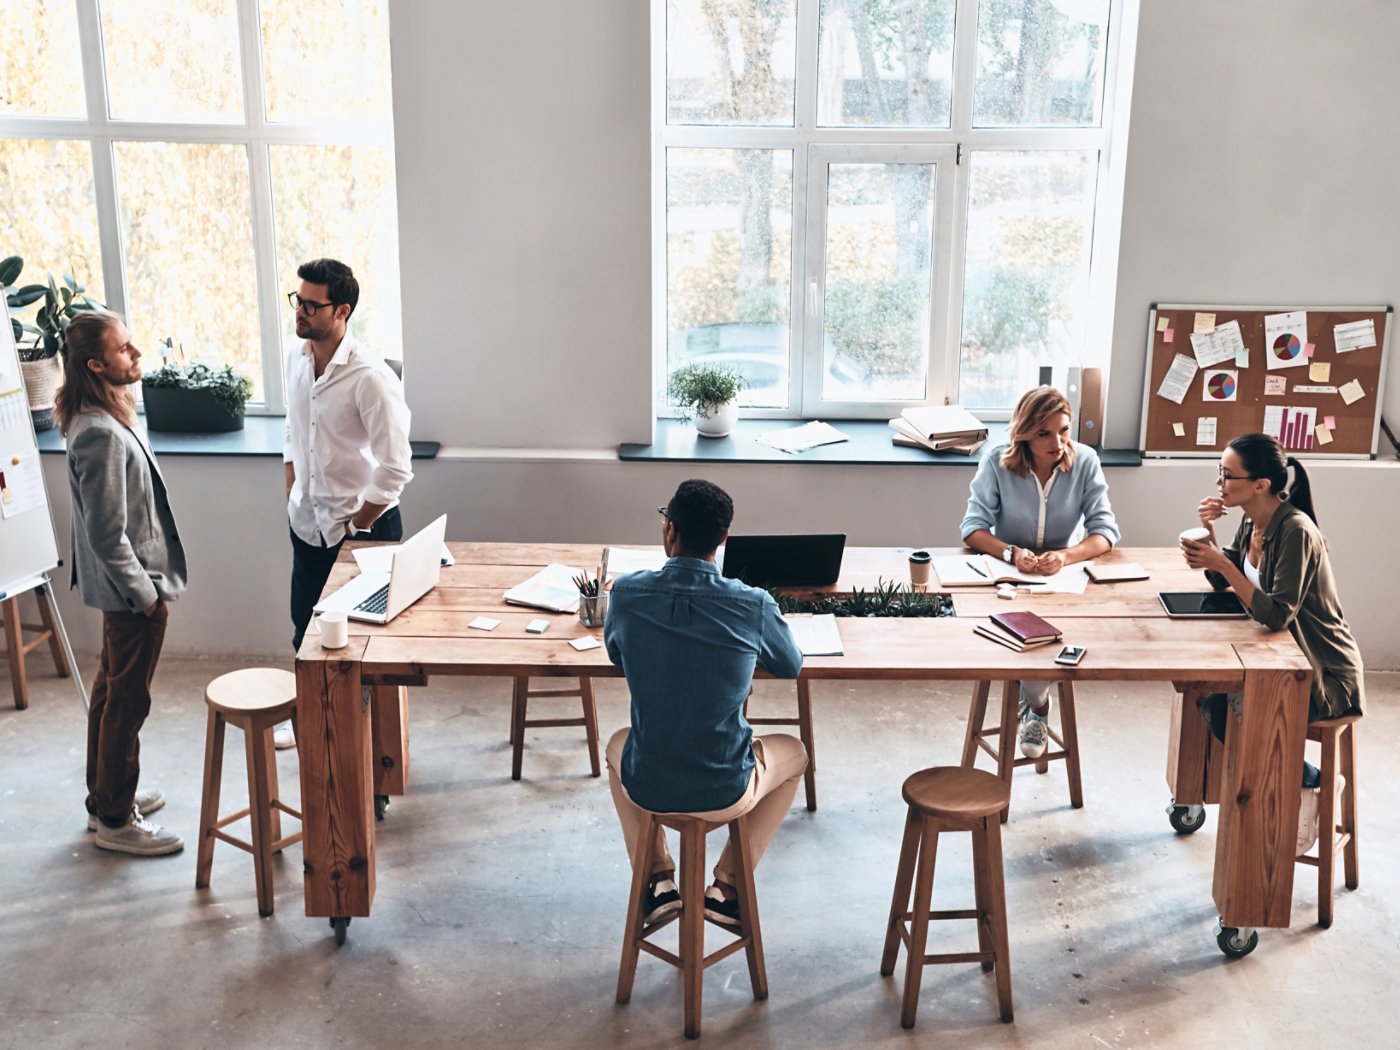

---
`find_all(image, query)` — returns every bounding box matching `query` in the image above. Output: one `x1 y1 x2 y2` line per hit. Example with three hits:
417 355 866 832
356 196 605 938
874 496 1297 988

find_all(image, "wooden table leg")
371 684 411 797
2 596 28 710
1213 649 1311 930
297 646 376 920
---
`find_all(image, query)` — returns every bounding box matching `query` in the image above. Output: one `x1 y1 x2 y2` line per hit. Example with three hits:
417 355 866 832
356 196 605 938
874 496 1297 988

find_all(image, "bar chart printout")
1263 405 1317 450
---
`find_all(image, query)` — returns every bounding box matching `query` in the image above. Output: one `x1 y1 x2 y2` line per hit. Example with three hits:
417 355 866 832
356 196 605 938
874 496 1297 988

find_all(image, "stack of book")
889 405 988 455
973 611 1063 652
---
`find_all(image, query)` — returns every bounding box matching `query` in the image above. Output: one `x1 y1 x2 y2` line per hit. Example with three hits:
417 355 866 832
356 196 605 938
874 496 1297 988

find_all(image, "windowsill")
620 419 1144 466
36 416 440 459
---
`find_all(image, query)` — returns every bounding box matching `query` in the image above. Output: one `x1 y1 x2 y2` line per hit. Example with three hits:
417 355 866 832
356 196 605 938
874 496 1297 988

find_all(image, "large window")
0 0 399 412
656 0 1125 417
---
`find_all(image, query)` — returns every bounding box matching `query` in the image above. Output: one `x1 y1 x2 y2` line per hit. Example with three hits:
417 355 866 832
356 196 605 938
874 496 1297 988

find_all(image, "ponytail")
1227 433 1319 526
1284 456 1318 525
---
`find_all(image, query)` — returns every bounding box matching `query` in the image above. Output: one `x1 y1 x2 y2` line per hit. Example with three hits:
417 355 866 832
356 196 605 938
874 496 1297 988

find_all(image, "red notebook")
989 611 1062 645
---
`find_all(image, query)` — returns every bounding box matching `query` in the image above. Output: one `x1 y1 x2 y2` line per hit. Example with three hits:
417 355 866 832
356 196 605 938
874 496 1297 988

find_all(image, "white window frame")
0 0 396 415
652 0 1128 422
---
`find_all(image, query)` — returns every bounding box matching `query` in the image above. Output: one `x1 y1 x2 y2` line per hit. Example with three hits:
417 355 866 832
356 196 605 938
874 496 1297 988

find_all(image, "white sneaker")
1296 774 1345 856
273 722 296 750
1018 698 1051 760
94 810 184 856
87 786 166 831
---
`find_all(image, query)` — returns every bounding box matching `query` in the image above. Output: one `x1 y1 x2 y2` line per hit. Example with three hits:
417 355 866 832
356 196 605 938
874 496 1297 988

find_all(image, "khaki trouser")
606 727 808 886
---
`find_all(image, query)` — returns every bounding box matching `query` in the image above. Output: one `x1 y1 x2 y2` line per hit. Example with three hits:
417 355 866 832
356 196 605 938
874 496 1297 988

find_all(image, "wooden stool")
743 680 818 811
195 668 303 917
509 676 601 780
881 766 1013 1029
617 811 766 1039
962 679 1082 822
1296 715 1360 928
0 585 71 710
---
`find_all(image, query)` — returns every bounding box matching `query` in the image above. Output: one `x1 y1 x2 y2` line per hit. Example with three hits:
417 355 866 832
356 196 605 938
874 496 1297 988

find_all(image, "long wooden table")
295 545 1311 948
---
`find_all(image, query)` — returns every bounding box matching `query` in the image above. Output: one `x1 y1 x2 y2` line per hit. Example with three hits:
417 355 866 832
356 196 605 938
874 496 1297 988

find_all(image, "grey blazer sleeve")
69 422 160 611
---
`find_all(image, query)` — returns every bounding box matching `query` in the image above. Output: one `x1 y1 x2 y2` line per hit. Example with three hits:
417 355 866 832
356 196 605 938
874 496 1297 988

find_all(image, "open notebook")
931 555 1090 594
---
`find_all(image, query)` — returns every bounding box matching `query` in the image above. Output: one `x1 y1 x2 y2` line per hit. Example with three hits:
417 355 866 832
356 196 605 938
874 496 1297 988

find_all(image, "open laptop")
315 515 448 624
720 533 846 587
1158 591 1249 619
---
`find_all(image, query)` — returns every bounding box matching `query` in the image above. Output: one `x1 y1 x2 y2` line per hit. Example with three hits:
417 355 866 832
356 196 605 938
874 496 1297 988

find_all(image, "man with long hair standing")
56 311 186 856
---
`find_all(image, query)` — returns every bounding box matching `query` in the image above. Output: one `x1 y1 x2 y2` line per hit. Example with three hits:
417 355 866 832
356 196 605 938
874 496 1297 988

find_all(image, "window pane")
959 151 1097 410
817 0 955 128
112 142 261 398
260 0 393 122
0 2 85 117
973 0 1108 127
666 0 797 126
270 145 402 360
822 163 932 401
667 148 793 410
100 0 243 122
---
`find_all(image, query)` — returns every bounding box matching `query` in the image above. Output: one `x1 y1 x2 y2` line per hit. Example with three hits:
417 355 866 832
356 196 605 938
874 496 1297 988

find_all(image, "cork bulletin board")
1139 304 1391 458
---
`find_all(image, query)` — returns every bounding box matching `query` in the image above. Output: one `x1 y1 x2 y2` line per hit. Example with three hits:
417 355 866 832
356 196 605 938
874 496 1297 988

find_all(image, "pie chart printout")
1273 333 1302 360
1206 371 1237 400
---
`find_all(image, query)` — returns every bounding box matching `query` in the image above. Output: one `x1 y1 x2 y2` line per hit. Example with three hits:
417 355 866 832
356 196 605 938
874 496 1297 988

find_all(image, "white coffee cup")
317 610 349 649
1179 526 1211 545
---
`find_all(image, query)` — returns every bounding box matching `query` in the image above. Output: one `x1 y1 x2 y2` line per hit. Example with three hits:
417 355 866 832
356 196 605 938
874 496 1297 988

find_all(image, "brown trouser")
86 604 169 827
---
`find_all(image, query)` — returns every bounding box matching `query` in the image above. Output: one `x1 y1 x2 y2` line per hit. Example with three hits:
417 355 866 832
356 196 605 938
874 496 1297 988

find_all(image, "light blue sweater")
960 441 1120 550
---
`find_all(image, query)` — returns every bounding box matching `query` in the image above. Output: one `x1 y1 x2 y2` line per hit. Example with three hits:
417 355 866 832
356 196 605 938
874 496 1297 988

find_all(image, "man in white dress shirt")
283 257 412 671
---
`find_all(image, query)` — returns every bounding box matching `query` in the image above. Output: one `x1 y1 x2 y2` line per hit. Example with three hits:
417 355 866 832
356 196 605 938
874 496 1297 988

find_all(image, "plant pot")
694 399 738 438
141 385 245 433
20 357 63 431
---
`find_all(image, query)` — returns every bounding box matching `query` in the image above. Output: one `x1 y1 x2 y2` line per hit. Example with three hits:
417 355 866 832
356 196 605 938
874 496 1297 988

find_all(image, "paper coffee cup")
909 550 931 587
1179 527 1211 544
318 610 349 649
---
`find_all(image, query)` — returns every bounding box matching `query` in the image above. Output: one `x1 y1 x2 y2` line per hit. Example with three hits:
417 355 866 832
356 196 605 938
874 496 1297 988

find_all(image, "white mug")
1179 526 1211 545
317 610 349 649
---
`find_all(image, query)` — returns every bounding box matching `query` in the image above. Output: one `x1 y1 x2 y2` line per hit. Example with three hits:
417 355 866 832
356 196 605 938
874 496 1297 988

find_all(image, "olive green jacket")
1205 501 1363 719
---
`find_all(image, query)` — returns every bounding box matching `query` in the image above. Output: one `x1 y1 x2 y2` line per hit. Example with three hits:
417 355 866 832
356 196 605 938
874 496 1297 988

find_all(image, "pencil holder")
578 592 609 628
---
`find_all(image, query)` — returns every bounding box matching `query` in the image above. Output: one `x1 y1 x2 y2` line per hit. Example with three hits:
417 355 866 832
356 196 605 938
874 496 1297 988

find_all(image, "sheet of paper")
1201 369 1237 402
1339 379 1366 405
1188 328 1236 369
467 616 500 631
352 543 455 573
605 547 667 575
1265 375 1287 395
1156 354 1198 404
1156 315 1171 332
1315 424 1333 446
1031 563 1092 595
1172 422 1185 438
0 450 45 519
1193 312 1217 333
1264 310 1309 370
1333 319 1376 353
569 636 602 651
0 390 30 428
1196 417 1217 446
1292 385 1337 394
782 613 843 656
755 420 849 454
504 565 584 614
1263 405 1317 450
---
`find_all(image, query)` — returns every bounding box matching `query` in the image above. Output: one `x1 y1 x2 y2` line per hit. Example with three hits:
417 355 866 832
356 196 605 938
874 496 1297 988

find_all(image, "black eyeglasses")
657 505 670 521
1217 466 1259 481
287 292 335 315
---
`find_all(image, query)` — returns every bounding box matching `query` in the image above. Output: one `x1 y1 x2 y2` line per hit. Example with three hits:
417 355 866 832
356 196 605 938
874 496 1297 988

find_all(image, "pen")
967 560 988 578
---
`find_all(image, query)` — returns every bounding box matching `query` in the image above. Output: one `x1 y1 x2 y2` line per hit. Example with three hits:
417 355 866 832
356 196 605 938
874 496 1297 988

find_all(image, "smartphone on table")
1054 645 1087 666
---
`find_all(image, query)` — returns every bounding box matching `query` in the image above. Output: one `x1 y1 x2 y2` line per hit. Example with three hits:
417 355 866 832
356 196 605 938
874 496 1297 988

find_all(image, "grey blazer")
66 408 188 613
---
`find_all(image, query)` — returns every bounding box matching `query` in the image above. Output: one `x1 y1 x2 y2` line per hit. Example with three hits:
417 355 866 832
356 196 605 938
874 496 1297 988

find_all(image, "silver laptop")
315 515 448 624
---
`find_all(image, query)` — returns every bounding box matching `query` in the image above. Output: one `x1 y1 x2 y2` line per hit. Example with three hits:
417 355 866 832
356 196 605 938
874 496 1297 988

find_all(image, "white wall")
29 1 1400 673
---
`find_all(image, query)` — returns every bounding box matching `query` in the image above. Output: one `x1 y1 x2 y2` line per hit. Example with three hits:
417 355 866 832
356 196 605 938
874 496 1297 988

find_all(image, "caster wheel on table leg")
1214 920 1257 959
375 794 390 821
1167 799 1207 834
330 917 351 946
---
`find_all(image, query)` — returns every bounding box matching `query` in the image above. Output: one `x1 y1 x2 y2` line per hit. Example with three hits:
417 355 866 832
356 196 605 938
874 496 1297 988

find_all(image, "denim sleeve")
1077 449 1120 546
960 452 1002 540
757 595 803 679
603 592 624 666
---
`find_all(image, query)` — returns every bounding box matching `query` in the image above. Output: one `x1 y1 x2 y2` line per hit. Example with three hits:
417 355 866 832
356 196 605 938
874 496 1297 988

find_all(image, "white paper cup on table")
317 610 349 649
578 592 609 629
1179 527 1211 545
908 550 932 588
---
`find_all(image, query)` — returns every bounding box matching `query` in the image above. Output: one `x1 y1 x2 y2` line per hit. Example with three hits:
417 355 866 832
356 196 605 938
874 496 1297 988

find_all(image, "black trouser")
86 604 169 827
1199 691 1321 789
289 506 404 651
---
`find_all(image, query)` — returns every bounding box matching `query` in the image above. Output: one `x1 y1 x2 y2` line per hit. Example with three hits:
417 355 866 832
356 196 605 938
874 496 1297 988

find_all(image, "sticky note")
1193 312 1216 333
468 616 501 631
1324 415 1336 429
1235 348 1249 368
1309 362 1331 382
526 618 550 634
1163 329 1175 343
1303 343 1316 358
569 636 602 651
1157 316 1171 332
1339 379 1366 405
1315 424 1333 446
1172 422 1186 438
1265 376 1287 395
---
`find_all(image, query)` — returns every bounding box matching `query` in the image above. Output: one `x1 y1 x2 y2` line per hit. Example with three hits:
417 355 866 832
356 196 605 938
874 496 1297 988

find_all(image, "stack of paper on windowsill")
756 420 849 454
889 404 988 456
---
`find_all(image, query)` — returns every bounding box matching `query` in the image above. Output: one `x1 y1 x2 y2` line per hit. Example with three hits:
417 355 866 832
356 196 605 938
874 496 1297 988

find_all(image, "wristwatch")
345 520 369 539
1002 545 1015 564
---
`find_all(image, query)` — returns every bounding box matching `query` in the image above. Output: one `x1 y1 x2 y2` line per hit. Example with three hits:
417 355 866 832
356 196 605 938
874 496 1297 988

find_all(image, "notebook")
931 554 1048 588
989 611 1063 645
898 404 987 441
504 564 584 613
972 623 1060 653
720 534 846 587
1087 561 1149 583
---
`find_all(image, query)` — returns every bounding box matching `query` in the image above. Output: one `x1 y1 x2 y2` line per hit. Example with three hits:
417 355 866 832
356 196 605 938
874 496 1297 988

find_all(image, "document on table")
604 547 667 575
756 420 849 454
782 613 843 656
353 543 455 573
1156 354 1198 404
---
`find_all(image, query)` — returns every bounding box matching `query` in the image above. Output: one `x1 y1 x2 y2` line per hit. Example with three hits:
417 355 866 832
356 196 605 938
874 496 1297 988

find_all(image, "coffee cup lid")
909 550 931 562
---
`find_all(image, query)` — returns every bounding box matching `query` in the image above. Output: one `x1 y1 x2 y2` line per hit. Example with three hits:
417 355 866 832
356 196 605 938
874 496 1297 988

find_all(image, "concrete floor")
1 659 1397 1049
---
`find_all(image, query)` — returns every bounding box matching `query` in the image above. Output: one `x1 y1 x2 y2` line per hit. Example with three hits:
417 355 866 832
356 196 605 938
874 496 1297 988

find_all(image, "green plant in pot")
666 363 745 438
141 358 252 433
2 255 103 431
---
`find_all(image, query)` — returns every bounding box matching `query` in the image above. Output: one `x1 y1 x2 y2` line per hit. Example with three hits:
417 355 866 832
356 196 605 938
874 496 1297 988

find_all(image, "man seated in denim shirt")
604 479 807 926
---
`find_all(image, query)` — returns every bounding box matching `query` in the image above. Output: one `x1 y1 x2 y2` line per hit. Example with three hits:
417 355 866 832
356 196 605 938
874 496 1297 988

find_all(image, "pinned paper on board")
1202 369 1238 402
1163 328 1175 343
1265 375 1287 396
1315 424 1333 446
1196 417 1217 446
1324 415 1337 429
1333 319 1376 353
0 450 44 519
1156 315 1172 332
1264 310 1309 370
1308 362 1331 383
0 390 27 429
1263 405 1317 451
1193 312 1217 333
1189 320 1243 369
1235 347 1250 368
1156 354 1198 405
1339 379 1366 405
1172 422 1186 438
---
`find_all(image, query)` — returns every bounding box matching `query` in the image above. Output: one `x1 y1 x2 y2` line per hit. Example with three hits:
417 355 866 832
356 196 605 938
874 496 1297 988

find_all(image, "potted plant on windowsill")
3 255 104 431
666 363 746 438
141 359 252 433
